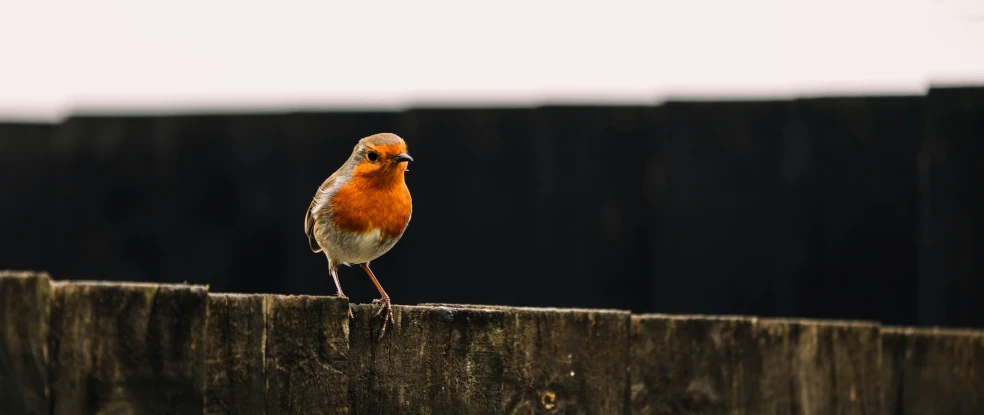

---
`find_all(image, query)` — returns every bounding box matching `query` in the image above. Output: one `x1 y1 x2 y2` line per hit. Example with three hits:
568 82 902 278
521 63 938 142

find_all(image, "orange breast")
330 175 412 239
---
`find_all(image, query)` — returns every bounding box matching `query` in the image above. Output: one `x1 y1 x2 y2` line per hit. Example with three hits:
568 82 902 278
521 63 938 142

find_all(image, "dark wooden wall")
1 87 981 329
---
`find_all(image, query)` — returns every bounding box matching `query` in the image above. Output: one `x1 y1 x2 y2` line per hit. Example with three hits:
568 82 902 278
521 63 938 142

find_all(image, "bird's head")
350 133 413 185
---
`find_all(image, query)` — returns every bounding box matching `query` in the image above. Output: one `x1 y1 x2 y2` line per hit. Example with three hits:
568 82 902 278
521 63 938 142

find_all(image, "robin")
304 133 413 338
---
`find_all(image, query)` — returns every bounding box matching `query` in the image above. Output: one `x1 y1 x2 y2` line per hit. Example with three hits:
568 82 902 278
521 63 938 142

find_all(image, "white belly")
324 228 401 265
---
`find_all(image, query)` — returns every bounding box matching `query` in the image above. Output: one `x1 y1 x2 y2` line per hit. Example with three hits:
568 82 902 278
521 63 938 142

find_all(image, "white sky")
1 0 982 121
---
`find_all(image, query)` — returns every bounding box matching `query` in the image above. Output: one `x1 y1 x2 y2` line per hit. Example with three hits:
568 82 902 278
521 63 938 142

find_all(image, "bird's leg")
329 263 354 319
360 262 395 339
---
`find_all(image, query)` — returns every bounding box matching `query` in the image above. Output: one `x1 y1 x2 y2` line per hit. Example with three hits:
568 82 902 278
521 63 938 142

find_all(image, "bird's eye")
367 151 378 162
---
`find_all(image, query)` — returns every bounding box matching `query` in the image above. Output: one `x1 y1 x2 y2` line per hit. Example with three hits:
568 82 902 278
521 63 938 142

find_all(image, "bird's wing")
304 173 338 253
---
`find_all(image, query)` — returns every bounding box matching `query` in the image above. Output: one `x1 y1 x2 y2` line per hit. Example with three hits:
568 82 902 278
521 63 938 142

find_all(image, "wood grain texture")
493 305 630 414
882 326 984 414
772 319 882 415
205 293 350 415
631 315 882 415
351 304 630 414
348 304 507 414
0 271 51 415
263 294 350 415
630 315 759 415
48 281 207 415
205 294 266 414
4 272 984 413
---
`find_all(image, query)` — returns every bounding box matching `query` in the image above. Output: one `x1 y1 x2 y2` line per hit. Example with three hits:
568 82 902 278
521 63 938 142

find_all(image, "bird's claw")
373 296 395 339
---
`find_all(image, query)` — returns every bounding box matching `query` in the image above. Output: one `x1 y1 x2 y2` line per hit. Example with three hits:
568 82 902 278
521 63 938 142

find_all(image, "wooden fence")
3 88 983 332
1 270 981 414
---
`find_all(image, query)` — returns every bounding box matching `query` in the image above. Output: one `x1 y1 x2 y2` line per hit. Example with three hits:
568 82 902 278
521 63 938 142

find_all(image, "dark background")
1 87 981 329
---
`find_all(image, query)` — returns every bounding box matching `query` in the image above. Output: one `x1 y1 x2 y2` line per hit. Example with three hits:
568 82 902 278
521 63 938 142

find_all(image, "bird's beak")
392 153 413 163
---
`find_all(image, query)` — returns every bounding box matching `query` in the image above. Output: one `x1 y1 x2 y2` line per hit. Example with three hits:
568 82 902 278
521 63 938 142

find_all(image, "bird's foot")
372 296 395 339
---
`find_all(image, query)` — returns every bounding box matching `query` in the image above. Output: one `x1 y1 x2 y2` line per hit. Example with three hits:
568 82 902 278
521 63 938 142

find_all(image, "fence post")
882 326 984 414
47 281 208 415
350 304 630 414
0 271 52 415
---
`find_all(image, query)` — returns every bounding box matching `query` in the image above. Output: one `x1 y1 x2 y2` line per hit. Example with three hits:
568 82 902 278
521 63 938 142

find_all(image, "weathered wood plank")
748 317 795 414
629 314 799 414
205 294 266 414
0 270 52 415
351 304 630 414
630 315 882 415
882 326 984 414
347 304 506 414
499 306 630 414
629 315 759 414
762 318 882 415
263 294 350 415
48 281 207 414
880 328 904 415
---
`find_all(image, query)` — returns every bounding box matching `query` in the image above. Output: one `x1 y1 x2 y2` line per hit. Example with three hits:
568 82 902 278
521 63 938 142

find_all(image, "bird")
304 133 413 339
